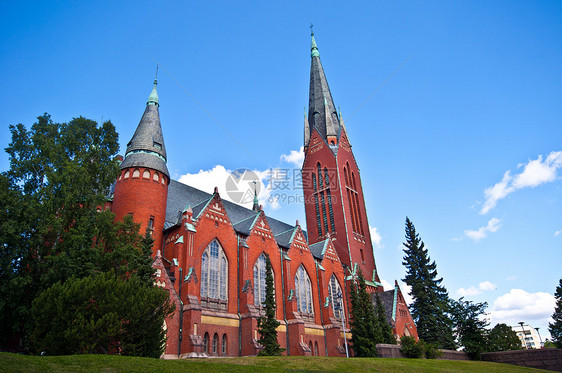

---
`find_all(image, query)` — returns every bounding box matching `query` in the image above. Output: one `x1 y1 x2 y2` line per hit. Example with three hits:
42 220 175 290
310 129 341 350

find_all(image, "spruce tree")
257 254 284 356
402 217 455 349
349 270 379 357
375 293 396 344
548 278 562 348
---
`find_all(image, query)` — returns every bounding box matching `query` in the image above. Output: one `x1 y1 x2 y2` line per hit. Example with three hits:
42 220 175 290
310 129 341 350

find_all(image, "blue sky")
2 1 561 341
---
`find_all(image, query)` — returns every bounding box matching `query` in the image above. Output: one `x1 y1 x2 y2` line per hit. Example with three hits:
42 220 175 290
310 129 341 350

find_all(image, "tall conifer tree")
402 217 455 349
257 254 284 356
549 278 562 348
375 293 396 344
349 270 379 356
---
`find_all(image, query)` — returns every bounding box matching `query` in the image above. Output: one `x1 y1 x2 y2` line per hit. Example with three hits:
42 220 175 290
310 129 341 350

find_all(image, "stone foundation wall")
376 344 470 360
482 348 562 372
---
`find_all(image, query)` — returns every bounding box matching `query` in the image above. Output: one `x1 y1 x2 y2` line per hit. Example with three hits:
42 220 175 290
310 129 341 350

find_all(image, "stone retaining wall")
482 348 562 372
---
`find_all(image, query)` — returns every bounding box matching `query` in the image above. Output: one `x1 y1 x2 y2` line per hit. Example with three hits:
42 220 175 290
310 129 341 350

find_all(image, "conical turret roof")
120 78 169 178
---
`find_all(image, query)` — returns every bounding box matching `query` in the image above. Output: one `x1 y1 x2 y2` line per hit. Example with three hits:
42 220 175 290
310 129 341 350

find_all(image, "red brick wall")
112 167 168 254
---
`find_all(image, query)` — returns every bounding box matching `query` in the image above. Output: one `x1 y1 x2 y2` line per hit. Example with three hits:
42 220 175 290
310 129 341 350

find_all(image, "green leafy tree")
487 323 521 352
374 293 396 344
30 272 174 357
0 114 166 355
548 278 562 348
402 217 456 349
450 298 489 359
257 254 284 356
349 270 380 357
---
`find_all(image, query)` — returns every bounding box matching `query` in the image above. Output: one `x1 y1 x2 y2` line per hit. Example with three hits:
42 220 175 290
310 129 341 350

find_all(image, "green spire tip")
310 25 320 57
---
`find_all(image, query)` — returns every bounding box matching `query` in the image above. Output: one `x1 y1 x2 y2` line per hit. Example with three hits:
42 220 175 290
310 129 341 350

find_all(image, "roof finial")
252 181 260 212
148 66 159 106
310 24 320 57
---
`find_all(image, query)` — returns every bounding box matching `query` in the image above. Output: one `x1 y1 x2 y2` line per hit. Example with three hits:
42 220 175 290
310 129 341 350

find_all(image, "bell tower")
112 75 169 254
302 31 382 289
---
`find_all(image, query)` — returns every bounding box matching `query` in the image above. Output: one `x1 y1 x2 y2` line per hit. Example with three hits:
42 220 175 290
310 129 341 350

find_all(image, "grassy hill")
0 353 553 372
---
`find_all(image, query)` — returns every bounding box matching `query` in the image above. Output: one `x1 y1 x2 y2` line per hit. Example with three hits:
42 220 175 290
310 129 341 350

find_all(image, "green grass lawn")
0 353 553 373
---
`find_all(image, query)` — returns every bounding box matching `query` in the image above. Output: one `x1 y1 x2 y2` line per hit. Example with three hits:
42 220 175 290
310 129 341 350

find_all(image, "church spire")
252 181 260 212
120 73 169 178
307 31 340 145
147 67 159 106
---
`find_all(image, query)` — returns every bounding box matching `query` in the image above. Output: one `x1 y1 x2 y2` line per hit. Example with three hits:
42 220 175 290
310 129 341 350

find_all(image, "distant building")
512 324 542 349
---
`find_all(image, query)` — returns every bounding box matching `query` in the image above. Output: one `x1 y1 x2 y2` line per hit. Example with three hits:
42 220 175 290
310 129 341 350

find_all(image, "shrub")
424 342 442 359
400 336 424 358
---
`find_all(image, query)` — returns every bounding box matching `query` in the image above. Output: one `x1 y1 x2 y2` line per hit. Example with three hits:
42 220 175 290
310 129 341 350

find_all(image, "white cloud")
381 278 393 291
506 275 517 282
178 165 232 196
369 226 382 247
479 281 496 291
457 281 496 297
280 146 305 166
178 165 275 210
555 230 562 237
457 286 481 297
489 289 555 327
464 217 501 241
481 151 562 214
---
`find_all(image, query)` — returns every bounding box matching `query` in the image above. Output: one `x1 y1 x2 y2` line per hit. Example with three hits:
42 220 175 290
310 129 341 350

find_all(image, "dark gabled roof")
232 214 259 236
307 33 341 144
121 81 169 177
165 180 214 228
375 289 395 324
309 239 329 260
165 180 307 246
274 228 296 249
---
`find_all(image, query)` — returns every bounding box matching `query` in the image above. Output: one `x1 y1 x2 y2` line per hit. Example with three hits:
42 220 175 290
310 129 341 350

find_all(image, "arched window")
153 172 159 181
314 341 319 356
324 168 335 232
309 341 313 354
317 163 323 188
329 274 343 319
253 253 274 306
133 169 140 178
212 333 218 354
200 240 228 301
124 170 130 179
204 332 209 354
295 266 313 314
143 170 150 179
222 334 227 355
314 194 322 236
312 173 317 191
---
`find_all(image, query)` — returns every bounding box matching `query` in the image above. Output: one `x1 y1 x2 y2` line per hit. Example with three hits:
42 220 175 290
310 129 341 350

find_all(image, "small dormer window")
153 141 162 150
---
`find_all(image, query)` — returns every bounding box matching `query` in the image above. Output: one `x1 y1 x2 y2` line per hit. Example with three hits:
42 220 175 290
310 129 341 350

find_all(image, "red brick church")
107 33 418 358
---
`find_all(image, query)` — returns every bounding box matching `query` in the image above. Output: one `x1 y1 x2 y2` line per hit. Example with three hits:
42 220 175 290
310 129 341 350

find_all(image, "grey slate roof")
375 289 396 324
307 36 341 144
121 100 169 177
165 180 306 247
309 239 331 260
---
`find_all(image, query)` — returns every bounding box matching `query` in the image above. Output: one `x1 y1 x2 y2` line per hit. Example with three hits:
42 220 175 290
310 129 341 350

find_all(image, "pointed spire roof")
120 74 169 178
307 31 341 144
252 181 260 212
